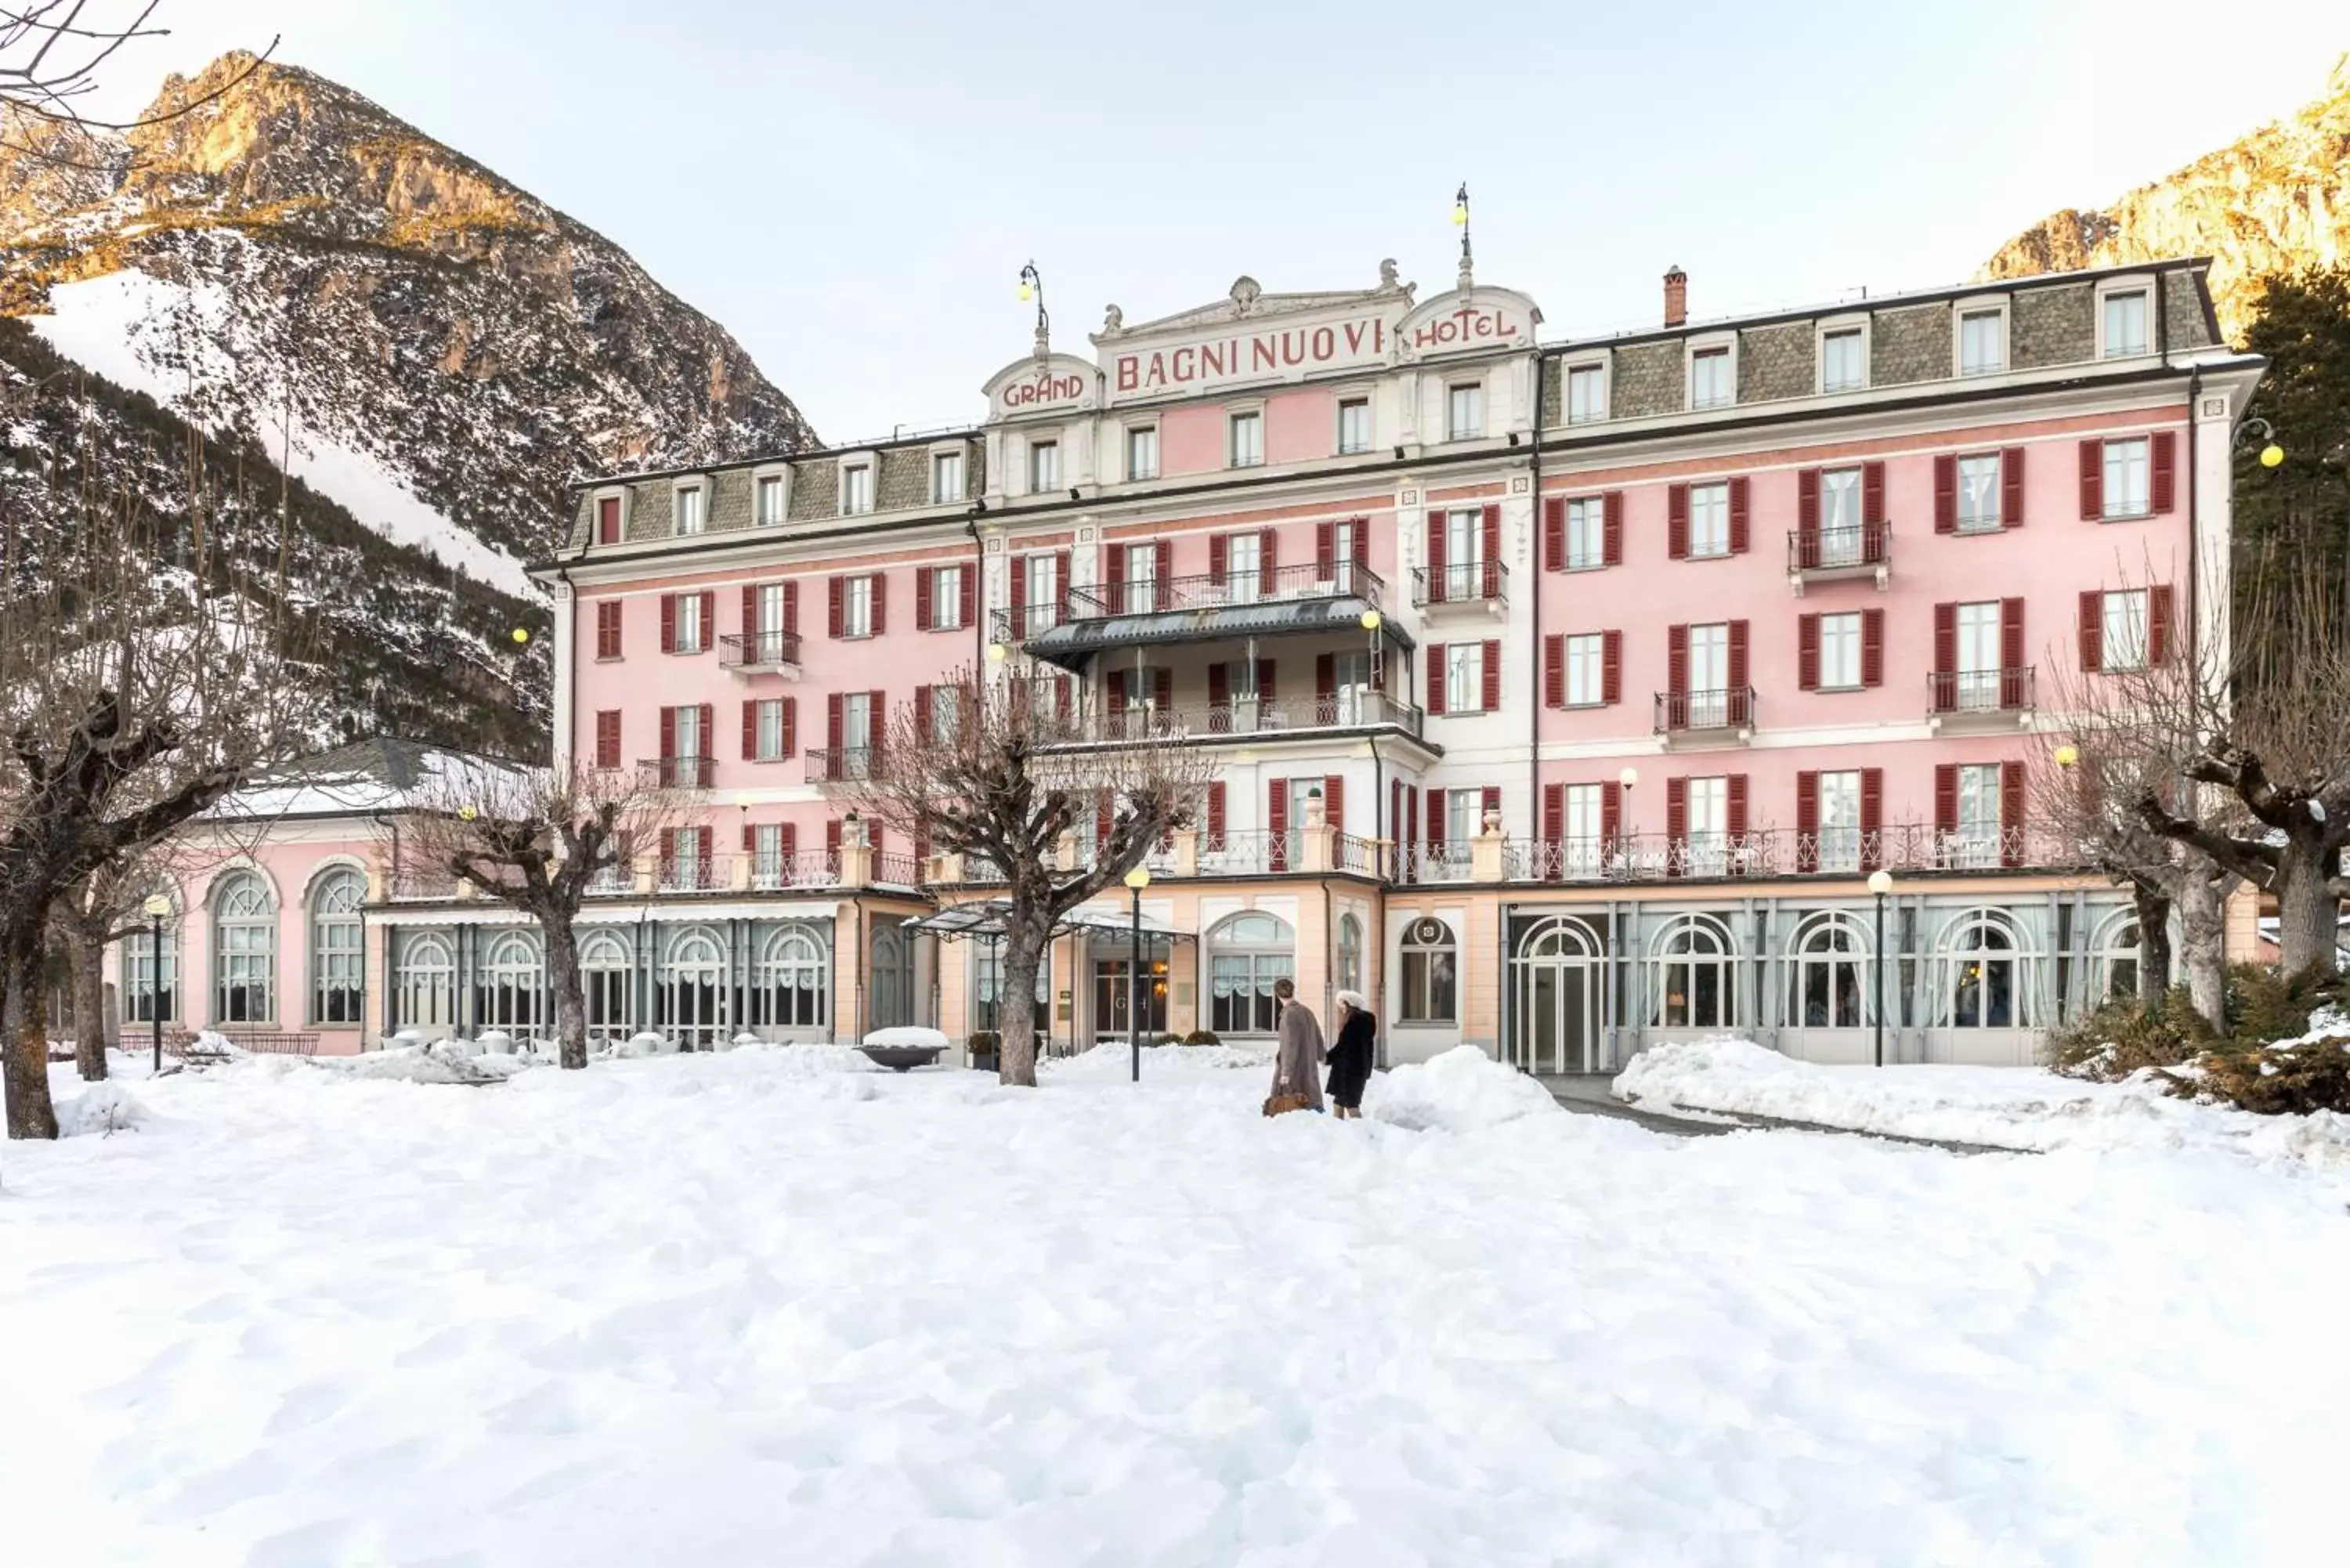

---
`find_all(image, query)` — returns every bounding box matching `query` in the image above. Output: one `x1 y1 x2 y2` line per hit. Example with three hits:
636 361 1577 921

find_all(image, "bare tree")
834 667 1213 1087
46 855 139 1078
0 3 274 164
400 761 679 1071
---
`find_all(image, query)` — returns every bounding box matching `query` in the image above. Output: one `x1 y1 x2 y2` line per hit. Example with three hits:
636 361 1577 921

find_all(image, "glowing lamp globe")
2261 443 2285 468
458 805 479 822
1451 202 1468 226
1359 610 1381 632
1018 279 1033 302
2053 743 2080 768
511 627 530 645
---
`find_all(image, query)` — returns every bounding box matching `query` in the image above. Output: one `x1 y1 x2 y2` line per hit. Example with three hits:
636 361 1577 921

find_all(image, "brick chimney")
1663 266 1688 328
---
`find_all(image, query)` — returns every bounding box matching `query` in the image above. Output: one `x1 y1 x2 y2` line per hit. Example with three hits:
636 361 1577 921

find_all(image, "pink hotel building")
110 256 2269 1071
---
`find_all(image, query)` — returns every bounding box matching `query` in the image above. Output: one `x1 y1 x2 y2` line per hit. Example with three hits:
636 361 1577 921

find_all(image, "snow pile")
1616 1035 2350 1171
1370 1045 1564 1133
53 1081 150 1136
318 1047 520 1086
1047 1040 1273 1076
862 1026 947 1049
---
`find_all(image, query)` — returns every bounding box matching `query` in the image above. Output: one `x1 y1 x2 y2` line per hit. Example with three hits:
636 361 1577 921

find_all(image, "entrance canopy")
907 898 1194 945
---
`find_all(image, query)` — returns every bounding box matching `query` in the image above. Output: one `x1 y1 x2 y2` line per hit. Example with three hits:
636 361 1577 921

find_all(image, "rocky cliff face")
1979 53 2350 342
0 52 819 750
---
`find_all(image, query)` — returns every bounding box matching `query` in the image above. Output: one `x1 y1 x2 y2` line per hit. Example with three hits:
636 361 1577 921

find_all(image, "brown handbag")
1263 1090 1316 1117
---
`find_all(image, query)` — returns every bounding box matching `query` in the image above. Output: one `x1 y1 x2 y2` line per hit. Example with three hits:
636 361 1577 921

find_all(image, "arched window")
1940 909 2035 1029
871 921 914 1030
974 941 1048 1037
212 871 277 1023
751 923 829 1030
121 890 179 1024
309 869 367 1025
580 928 634 1046
2093 914 2142 1003
659 925 728 1050
393 930 455 1032
1649 913 1737 1028
1336 913 1364 998
1399 916 1457 1023
476 930 547 1039
1787 912 1870 1028
1207 912 1294 1036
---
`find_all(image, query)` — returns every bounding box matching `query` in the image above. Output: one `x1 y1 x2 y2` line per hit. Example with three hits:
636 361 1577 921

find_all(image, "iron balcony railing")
874 852 924 887
1068 692 1425 743
720 630 802 669
1410 559 1509 609
747 851 842 891
639 755 714 789
1499 824 2070 883
1787 522 1891 573
1928 667 2034 715
1394 842 1479 884
806 746 877 783
1066 561 1385 620
1654 687 1756 735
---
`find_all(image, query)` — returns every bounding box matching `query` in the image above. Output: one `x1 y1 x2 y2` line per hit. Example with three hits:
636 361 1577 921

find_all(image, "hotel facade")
111 255 2269 1071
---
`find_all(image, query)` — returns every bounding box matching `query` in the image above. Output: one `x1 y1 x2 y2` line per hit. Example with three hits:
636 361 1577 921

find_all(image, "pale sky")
89 0 2350 442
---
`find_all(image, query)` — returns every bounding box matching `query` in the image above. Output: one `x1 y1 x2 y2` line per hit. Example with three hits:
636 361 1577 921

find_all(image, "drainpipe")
966 514 987 671
1366 733 1384 876
1527 348 1546 851
370 807 396 1050
2186 364 2201 670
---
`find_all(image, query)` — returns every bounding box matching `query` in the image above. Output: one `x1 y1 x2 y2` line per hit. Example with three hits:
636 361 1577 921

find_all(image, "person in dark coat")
1326 990 1376 1118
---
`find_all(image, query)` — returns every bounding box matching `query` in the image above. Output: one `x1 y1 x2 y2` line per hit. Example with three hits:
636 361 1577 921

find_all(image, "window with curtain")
309 869 366 1025
212 871 276 1023
1399 916 1457 1023
1207 912 1293 1035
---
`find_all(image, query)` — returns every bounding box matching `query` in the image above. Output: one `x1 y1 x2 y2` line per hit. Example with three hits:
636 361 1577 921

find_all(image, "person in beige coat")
1266 976 1326 1115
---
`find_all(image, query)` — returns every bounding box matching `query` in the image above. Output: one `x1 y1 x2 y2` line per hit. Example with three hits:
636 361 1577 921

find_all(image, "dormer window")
1447 382 1484 439
1689 345 1732 410
755 474 786 525
1960 309 2005 375
1029 439 1060 493
932 450 964 504
673 485 705 537
2101 287 2150 358
841 463 873 515
1820 327 1866 394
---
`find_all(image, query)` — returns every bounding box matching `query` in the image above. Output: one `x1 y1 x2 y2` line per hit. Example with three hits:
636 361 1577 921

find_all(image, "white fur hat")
1335 989 1368 1012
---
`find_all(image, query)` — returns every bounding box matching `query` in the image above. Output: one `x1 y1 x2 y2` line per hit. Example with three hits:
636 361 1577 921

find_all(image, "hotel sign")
985 353 1097 419
1113 316 1391 394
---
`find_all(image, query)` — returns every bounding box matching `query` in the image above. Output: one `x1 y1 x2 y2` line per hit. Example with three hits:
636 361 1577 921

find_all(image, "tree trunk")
996 919 1047 1088
2130 880 2174 1006
70 928 109 1081
543 909 589 1070
2177 873 2231 1035
3 928 60 1140
2272 833 2341 981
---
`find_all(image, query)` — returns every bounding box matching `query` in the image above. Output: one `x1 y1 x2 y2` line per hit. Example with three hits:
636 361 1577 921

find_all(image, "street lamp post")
141 893 172 1072
1124 864 1151 1083
1867 869 1893 1067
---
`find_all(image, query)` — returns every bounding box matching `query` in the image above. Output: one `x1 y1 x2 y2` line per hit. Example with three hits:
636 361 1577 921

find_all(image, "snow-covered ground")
1616 1035 2350 1172
27 262 538 599
5 1044 2345 1566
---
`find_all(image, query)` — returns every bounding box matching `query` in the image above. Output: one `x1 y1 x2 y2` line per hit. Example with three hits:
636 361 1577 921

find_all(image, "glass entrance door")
1093 948 1169 1040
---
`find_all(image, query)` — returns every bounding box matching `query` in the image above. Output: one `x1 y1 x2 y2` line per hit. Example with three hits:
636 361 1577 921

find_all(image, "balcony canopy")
1019 585 1413 673
906 897 1196 944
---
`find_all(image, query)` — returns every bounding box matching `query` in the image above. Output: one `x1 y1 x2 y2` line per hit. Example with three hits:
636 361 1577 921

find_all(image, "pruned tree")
834 666 1213 1086
46 854 141 1079
400 760 681 1070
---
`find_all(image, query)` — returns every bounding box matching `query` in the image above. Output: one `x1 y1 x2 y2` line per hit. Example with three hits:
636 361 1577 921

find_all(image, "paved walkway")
1538 1075 2028 1155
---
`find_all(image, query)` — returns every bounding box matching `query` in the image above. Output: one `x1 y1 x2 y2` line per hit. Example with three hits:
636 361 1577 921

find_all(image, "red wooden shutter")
1209 533 1227 582
2149 583 2175 663
1542 782 1563 844
658 828 676 884
1726 774 1748 839
1009 556 1027 623
598 495 620 544
1933 454 1957 533
1603 490 1624 565
741 699 757 761
1601 782 1620 847
826 819 841 857
1425 511 1446 598
1481 504 1502 594
1667 623 1688 695
1798 469 1820 532
1426 644 1446 714
2151 431 2177 512
1480 639 1500 712
1862 608 1885 688
1208 663 1229 712
1256 658 1276 703
1206 781 1227 844
1054 551 1071 621
1106 543 1126 596
868 692 885 752
1542 497 1564 572
1314 520 1334 576
1798 613 1820 690
2079 591 2105 672
1933 602 1957 681
1861 461 1885 526
1543 634 1564 707
1325 775 1345 833
957 568 974 628
595 710 620 771
781 697 796 757
779 822 796 858
914 567 932 631
1665 777 1687 847
699 592 714 647
1727 621 1749 720
1795 771 1819 871
1860 768 1884 870
743 820 756 854
828 575 844 638
1259 529 1278 579
597 601 620 659
871 573 888 635
2001 759 2025 866
658 706 677 763
2001 447 2026 528
1667 484 1689 559
1729 476 1751 554
696 828 711 874
741 584 757 642
1153 669 1171 712
1316 654 1336 705
1602 630 1622 704
697 704 712 759
1426 789 1444 850
1153 541 1172 609
826 693 843 751
915 685 934 737
2078 440 2102 519
1935 764 1958 836
783 580 799 635
660 594 676 654
2000 598 2025 707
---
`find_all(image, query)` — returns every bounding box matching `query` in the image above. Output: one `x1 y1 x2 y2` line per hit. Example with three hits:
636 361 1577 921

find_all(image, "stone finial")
1101 302 1123 334
1379 258 1400 291
1228 275 1261 317
1032 319 1050 363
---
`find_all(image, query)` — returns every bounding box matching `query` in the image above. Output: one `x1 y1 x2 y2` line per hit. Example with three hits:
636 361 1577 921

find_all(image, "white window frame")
1564 496 1606 570
1336 394 1373 455
590 484 632 545
1816 315 1870 396
1687 481 1731 559
671 477 707 537
1818 612 1863 690
843 574 874 639
674 591 707 655
1124 422 1159 482
1817 773 1863 875
1227 406 1264 470
1954 296 2009 377
1123 540 1158 614
1685 334 1737 412
2102 589 2149 672
1445 641 1486 714
1028 437 1061 495
754 698 786 761
929 445 966 505
1446 379 1486 441
2103 436 2152 519
931 564 965 630
750 464 790 526
1564 633 1605 707
838 452 877 517
1563 358 1608 425
1957 452 2002 532
2095 276 2155 360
